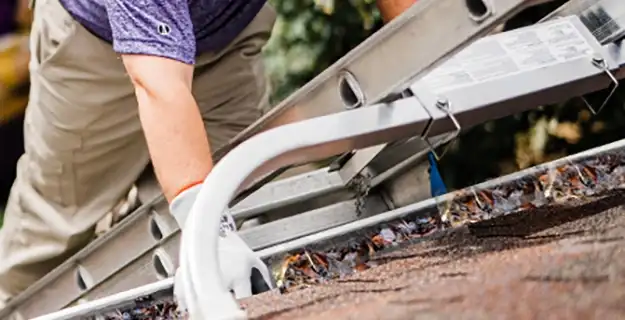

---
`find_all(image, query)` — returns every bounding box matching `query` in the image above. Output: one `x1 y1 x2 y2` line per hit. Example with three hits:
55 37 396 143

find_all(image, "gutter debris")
92 148 625 319
270 150 625 293
88 297 182 320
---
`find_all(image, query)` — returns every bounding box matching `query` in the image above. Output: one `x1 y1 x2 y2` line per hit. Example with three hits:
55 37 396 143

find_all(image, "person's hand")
169 183 274 306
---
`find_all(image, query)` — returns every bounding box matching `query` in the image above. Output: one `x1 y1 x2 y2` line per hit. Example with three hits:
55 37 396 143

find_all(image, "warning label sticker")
422 19 595 94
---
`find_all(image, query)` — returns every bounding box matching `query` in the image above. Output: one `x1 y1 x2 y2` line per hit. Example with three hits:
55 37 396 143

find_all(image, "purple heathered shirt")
59 0 267 65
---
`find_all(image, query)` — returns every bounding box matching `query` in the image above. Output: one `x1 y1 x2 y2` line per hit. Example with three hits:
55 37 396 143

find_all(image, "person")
0 0 277 312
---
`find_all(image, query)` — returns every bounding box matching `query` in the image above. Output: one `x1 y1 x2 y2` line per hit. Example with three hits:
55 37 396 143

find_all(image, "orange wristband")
173 180 204 199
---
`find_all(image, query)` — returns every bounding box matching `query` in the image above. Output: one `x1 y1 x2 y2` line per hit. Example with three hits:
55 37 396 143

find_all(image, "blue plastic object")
428 152 447 197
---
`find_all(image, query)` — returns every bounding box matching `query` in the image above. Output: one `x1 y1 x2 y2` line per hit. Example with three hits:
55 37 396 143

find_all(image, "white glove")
170 183 237 236
170 184 274 302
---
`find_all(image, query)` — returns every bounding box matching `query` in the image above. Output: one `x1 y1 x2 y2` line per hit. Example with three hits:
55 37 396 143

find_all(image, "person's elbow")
122 54 194 107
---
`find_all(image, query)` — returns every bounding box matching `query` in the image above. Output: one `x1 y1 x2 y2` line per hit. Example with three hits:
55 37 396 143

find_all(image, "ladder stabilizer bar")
180 15 625 320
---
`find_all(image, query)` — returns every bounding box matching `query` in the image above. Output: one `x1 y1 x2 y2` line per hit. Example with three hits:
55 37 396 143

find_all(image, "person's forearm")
134 82 213 203
122 54 212 203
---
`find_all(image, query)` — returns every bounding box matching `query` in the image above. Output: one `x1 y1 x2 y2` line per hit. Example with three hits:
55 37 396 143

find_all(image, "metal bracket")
581 54 620 115
420 97 462 161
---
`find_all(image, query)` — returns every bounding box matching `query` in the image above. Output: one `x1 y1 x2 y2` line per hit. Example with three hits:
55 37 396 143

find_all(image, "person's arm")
123 55 213 203
105 0 213 202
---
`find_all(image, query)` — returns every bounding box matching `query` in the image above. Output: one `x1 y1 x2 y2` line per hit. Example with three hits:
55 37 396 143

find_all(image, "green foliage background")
264 0 625 191
264 0 382 104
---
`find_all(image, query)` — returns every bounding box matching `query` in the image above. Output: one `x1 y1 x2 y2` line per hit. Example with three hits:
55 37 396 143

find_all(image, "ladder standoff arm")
179 97 436 319
179 15 625 319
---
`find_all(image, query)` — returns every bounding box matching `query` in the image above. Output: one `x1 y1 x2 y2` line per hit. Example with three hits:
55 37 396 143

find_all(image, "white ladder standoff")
4 0 625 318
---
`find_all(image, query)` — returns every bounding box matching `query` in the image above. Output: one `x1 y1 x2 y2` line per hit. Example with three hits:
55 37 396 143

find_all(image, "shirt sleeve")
104 0 196 65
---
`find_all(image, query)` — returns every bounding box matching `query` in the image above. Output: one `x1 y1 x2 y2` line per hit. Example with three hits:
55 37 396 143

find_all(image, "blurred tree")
264 0 383 104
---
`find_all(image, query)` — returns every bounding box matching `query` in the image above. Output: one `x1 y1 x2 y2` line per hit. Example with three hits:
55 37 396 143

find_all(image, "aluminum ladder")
4 0 625 318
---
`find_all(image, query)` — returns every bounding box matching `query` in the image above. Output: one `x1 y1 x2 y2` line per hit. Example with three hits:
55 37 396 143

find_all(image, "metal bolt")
591 54 605 68
436 97 449 109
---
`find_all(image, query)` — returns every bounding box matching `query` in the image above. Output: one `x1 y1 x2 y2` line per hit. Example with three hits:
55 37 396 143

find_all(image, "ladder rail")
0 168 350 319
223 0 540 150
31 16 625 320
56 194 387 312
225 0 545 202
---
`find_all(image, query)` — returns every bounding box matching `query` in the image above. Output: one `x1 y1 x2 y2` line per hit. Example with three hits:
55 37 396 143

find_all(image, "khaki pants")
0 0 276 308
